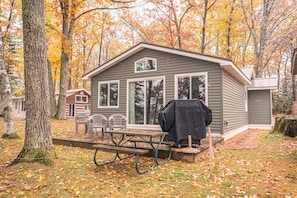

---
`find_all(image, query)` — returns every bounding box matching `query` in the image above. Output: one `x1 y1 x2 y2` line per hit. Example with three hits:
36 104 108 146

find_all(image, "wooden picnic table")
92 129 173 174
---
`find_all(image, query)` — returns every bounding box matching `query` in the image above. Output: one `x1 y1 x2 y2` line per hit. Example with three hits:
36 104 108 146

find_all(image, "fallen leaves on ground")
0 119 297 197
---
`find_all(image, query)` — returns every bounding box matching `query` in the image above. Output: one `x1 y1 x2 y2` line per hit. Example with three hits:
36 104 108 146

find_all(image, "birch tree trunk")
14 0 53 164
0 23 15 137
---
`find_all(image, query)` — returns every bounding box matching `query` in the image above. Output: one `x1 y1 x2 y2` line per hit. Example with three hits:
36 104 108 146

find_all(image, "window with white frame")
244 87 248 112
175 72 208 104
98 80 119 108
75 95 88 103
135 57 157 73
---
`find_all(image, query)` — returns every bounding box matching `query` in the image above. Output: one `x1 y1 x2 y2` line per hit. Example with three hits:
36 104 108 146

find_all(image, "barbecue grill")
158 99 212 147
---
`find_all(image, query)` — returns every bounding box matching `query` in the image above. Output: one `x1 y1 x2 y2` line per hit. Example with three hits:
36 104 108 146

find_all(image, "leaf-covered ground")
0 118 297 197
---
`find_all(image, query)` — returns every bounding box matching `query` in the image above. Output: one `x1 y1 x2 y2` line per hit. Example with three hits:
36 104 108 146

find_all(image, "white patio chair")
75 113 89 135
89 114 108 139
108 114 127 130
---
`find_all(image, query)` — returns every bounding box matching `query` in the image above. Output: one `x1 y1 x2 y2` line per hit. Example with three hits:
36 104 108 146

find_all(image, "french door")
128 77 164 125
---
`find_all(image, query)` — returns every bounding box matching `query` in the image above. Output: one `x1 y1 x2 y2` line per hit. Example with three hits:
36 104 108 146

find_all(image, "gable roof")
55 88 91 97
292 48 297 75
240 67 255 80
82 42 251 85
65 88 90 97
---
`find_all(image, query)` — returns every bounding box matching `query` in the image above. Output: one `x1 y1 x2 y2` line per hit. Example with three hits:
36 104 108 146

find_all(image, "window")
128 77 164 125
75 95 88 103
98 80 119 108
175 72 208 104
244 87 248 112
135 57 157 73
21 101 25 111
85 104 90 111
68 104 75 117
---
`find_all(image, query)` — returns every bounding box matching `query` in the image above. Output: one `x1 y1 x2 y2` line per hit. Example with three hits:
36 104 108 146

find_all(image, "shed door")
68 104 75 117
248 90 271 124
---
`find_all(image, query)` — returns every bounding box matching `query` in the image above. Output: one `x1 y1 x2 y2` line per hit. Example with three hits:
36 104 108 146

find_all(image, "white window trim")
75 95 88 103
98 80 120 108
174 72 208 106
126 76 166 128
244 86 248 112
134 57 157 73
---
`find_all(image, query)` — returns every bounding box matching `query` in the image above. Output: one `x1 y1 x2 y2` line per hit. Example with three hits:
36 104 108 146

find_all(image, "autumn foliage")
1 119 297 197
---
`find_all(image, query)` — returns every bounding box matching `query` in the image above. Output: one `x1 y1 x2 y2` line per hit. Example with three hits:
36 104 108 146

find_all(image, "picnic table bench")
92 130 171 174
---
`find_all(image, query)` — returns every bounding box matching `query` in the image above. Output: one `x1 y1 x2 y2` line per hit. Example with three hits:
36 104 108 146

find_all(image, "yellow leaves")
2 120 297 197
16 190 25 196
23 169 33 178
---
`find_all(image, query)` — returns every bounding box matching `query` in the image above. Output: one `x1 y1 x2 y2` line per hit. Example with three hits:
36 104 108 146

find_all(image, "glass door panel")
146 79 164 125
177 76 190 99
128 81 144 124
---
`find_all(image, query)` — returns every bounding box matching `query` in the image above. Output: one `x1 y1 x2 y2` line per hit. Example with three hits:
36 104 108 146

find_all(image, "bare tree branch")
73 1 149 25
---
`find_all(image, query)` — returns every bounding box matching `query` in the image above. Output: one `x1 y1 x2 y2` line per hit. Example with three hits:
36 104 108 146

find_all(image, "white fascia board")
221 64 252 85
144 44 252 86
247 86 278 90
143 43 233 65
82 43 251 87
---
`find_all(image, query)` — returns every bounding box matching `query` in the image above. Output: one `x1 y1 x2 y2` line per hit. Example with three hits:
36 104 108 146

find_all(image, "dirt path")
223 129 268 150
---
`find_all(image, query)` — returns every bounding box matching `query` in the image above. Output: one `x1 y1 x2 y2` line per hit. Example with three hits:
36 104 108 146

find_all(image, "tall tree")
0 25 15 137
240 0 297 77
226 0 236 58
153 0 194 49
53 0 137 119
200 0 218 53
14 0 53 164
0 0 20 138
48 60 57 117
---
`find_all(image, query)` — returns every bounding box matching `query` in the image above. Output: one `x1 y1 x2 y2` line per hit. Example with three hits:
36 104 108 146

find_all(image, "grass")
0 118 297 197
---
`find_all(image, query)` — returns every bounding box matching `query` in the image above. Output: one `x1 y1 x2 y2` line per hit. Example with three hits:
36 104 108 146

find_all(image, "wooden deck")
52 132 224 163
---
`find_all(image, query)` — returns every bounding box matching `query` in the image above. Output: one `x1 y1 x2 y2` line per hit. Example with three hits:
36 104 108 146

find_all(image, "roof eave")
247 86 278 91
221 64 252 86
82 43 251 86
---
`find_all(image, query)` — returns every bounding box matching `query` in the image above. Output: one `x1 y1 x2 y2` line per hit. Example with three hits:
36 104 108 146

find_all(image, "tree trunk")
226 0 236 58
272 116 285 133
56 0 71 119
284 118 297 137
200 0 208 54
272 117 297 137
48 60 57 117
14 0 54 165
200 0 218 53
0 21 15 137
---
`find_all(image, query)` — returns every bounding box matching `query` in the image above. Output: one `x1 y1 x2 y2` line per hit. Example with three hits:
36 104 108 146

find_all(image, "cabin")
82 43 277 139
11 88 91 119
62 88 91 117
12 96 26 119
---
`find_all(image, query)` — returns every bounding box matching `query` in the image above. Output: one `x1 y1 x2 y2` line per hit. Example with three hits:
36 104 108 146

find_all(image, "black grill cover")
158 99 212 143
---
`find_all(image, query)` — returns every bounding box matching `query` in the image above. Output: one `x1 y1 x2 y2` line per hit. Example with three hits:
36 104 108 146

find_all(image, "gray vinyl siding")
248 90 271 124
222 70 249 133
91 48 223 134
